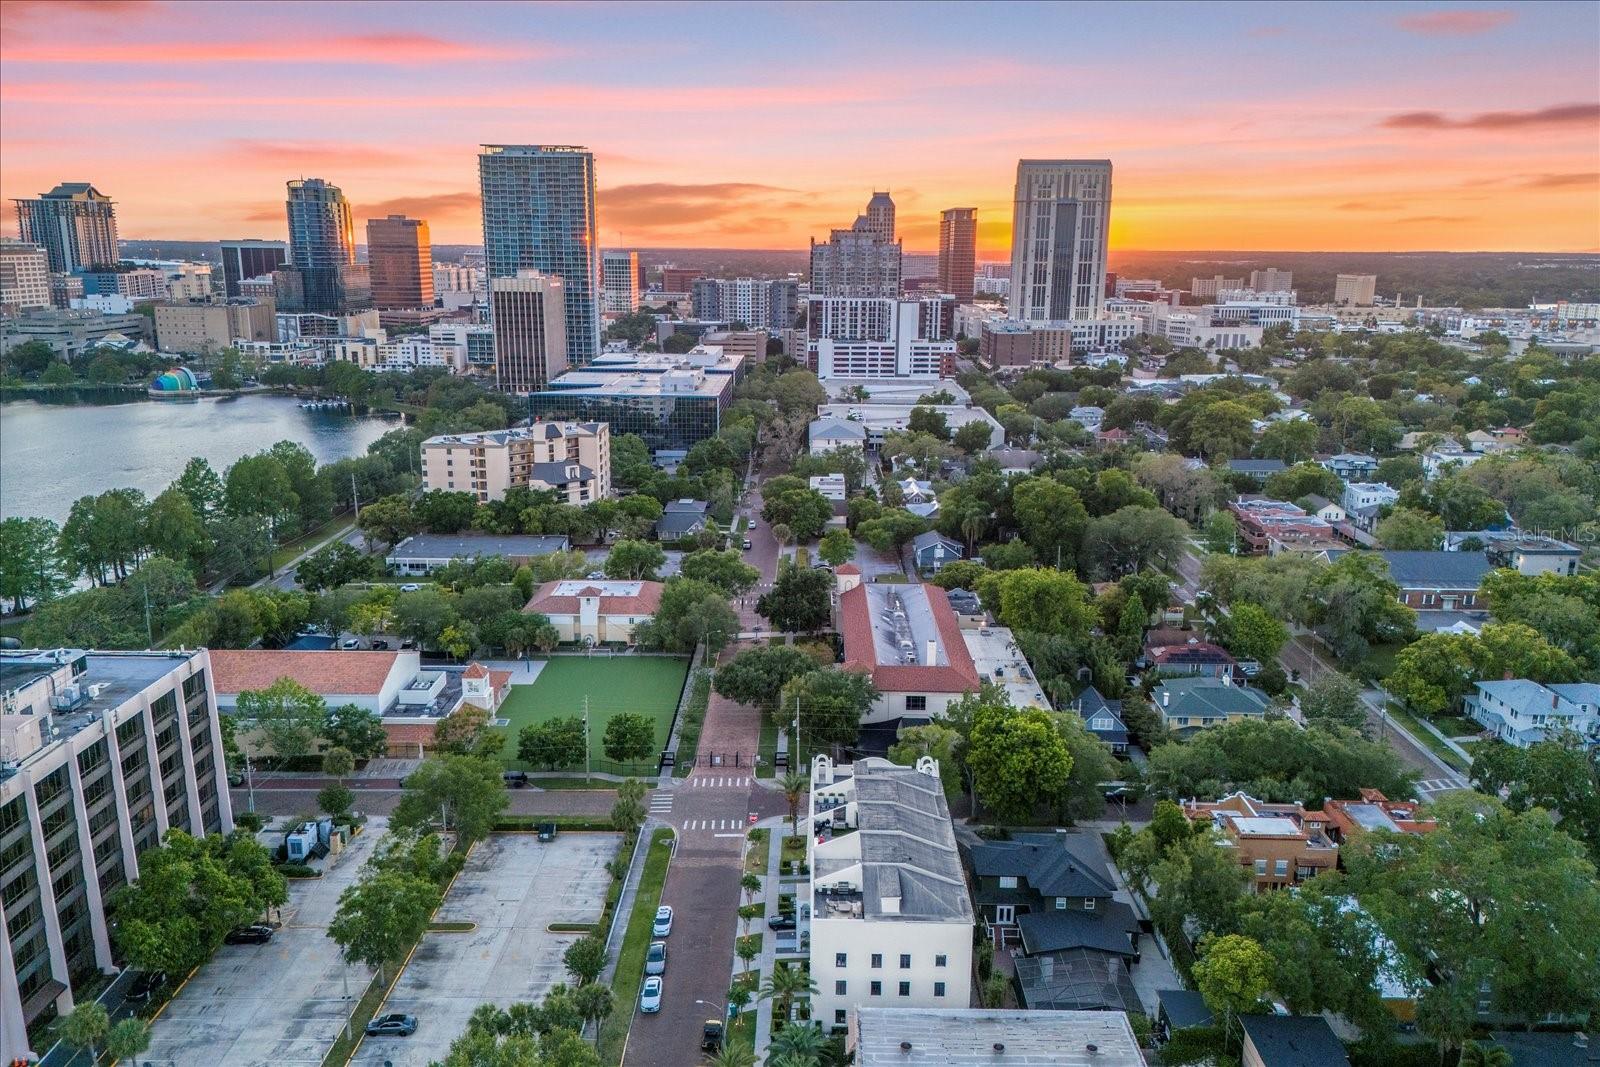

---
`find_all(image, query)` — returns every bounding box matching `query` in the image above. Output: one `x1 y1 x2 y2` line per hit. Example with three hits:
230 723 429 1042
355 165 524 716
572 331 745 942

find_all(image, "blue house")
910 530 963 573
1071 686 1129 753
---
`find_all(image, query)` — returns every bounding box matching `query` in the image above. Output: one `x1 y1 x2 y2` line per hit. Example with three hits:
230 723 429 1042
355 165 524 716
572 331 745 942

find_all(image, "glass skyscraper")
285 178 358 313
478 145 601 368
13 182 120 273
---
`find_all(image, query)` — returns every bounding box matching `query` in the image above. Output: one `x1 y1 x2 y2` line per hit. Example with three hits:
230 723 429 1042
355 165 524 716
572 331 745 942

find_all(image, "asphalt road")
264 528 368 591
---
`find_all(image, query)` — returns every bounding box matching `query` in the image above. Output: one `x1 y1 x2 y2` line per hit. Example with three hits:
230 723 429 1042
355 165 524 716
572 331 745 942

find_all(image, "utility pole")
350 471 361 523
583 697 591 783
142 582 153 648
245 751 256 813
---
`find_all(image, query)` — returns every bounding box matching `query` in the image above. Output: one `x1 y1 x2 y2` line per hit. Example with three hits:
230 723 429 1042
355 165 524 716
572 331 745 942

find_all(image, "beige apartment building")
0 238 52 313
152 298 275 354
420 421 611 504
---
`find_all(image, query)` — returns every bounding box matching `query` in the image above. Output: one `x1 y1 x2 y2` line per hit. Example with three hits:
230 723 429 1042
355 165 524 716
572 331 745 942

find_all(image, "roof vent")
993 1042 1005 1053
1086 1043 1099 1054
900 1041 912 1053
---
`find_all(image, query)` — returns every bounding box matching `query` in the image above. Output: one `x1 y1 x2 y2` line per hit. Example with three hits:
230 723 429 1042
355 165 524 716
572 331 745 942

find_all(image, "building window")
1275 859 1289 877
1055 897 1067 910
905 695 926 712
1084 898 1096 911
898 982 910 997
934 982 946 997
998 876 1018 889
935 954 947 968
835 1010 847 1025
870 981 882 996
835 953 847 968
899 954 911 969
995 905 1014 924
870 953 882 968
1254 859 1268 876
835 980 847 995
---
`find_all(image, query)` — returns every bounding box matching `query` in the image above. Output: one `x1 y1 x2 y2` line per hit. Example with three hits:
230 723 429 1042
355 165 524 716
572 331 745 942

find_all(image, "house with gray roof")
385 533 571 575
1464 679 1600 748
1227 458 1288 482
1321 549 1492 610
910 530 963 573
856 1008 1145 1067
653 498 709 541
808 416 869 454
1071 686 1128 752
964 832 1139 965
1240 1015 1352 1067
1153 674 1272 734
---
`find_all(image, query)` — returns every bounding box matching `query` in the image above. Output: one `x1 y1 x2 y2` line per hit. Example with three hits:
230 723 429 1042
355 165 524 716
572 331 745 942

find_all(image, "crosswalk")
679 818 745 831
688 776 752 788
1417 777 1468 794
648 793 675 815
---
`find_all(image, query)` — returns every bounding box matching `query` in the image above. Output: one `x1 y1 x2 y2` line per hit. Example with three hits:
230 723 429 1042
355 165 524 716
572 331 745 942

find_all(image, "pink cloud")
1395 9 1515 35
1380 103 1600 130
7 32 541 64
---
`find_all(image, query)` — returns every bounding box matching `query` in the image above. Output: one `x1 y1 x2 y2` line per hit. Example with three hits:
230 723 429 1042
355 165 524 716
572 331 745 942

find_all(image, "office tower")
0 239 52 312
807 294 956 378
1334 273 1378 307
601 250 640 314
12 182 120 273
478 145 601 368
219 239 288 297
1249 267 1293 293
366 215 434 309
1008 160 1112 322
490 270 568 392
937 208 977 303
658 265 702 293
285 178 357 313
690 277 799 330
860 191 895 243
810 191 902 298
0 648 234 1060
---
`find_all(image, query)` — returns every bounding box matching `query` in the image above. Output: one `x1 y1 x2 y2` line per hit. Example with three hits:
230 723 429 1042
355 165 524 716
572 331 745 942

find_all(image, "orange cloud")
218 140 416 168
356 192 481 226
7 32 539 64
1395 9 1515 35
1381 103 1600 130
597 183 801 231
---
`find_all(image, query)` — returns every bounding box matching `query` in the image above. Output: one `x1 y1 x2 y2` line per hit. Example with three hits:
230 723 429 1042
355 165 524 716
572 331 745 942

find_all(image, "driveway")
350 833 620 1066
144 817 385 1066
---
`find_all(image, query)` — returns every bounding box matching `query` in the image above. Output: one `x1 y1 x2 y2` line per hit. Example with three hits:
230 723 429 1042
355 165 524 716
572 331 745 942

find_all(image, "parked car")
652 905 674 938
398 583 421 592
503 771 529 788
645 941 668 975
639 976 663 1013
400 638 417 649
767 914 796 931
538 822 558 841
742 539 753 550
227 768 245 787
339 638 360 650
701 1019 725 1052
224 924 274 945
369 639 390 651
126 970 167 1002
365 1013 418 1037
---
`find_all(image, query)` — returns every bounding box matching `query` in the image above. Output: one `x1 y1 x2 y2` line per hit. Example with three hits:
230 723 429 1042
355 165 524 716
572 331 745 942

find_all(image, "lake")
0 394 403 524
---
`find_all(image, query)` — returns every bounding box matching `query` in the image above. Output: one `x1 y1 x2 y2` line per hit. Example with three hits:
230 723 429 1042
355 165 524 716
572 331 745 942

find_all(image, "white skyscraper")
601 250 640 315
1008 159 1112 322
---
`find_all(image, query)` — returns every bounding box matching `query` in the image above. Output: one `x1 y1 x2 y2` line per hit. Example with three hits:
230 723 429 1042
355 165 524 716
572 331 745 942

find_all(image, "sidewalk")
751 819 788 1054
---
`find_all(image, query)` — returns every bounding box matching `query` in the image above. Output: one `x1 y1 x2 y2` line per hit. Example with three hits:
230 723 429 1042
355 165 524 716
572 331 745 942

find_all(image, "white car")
399 583 421 592
652 905 673 938
339 638 360 650
640 975 663 1013
747 520 758 530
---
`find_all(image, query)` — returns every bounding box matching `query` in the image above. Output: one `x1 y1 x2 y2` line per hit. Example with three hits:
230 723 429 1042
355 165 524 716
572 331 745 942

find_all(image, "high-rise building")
490 270 568 392
0 239 52 313
658 266 703 293
366 215 434 309
810 191 903 298
937 208 977 303
285 178 359 313
1334 273 1378 307
218 239 288 298
12 182 120 273
690 277 799 330
601 250 640 315
859 191 896 244
1249 267 1293 293
0 648 234 1061
420 422 610 504
1191 275 1244 299
1008 160 1112 322
479 145 601 368
807 294 956 378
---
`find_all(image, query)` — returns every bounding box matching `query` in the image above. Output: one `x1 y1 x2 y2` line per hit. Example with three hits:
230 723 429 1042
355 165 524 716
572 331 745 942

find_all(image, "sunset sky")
2 1 1597 253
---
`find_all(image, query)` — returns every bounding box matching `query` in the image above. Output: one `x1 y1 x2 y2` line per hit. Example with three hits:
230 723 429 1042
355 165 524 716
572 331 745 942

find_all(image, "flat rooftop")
547 579 644 597
862 585 951 668
421 422 600 448
822 377 971 405
961 626 1051 710
386 533 571 559
815 403 1001 433
855 1007 1144 1066
534 362 734 399
1231 816 1302 837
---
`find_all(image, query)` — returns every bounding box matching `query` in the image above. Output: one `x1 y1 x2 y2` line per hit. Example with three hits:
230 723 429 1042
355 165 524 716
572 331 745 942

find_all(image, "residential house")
1227 458 1288 483
1143 635 1239 679
1422 446 1484 480
1067 405 1104 431
1183 792 1339 889
1301 494 1346 524
1152 674 1272 734
1240 1015 1352 1067
855 1008 1145 1067
1398 431 1457 451
1324 550 1492 610
1342 482 1398 533
987 448 1043 476
1458 531 1582 576
897 477 935 505
654 498 710 541
1320 453 1378 480
808 417 869 455
523 579 664 645
1094 427 1131 448
1464 679 1600 748
839 582 982 724
910 530 963 573
385 533 571 575
1483 1031 1600 1067
1321 789 1437 845
1464 429 1517 454
943 588 985 626
809 473 848 501
808 756 973 1032
1071 686 1128 753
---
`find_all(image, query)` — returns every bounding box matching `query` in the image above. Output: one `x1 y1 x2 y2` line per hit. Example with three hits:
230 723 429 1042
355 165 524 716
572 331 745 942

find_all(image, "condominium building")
979 319 1071 368
657 265 702 293
690 277 799 330
1190 275 1244 299
490 270 568 392
1 649 233 1061
1334 273 1379 307
153 298 275 353
937 208 976 303
284 178 364 314
808 295 956 378
366 215 434 310
601 250 640 315
77 267 166 304
479 145 601 367
433 264 485 294
1008 160 1112 321
0 239 51 313
810 192 903 298
219 239 288 298
12 182 120 273
808 755 973 1032
420 421 610 503
1249 267 1294 292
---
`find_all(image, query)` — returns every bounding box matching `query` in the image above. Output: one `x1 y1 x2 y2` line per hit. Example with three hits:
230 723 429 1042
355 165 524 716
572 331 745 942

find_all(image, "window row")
835 952 947 969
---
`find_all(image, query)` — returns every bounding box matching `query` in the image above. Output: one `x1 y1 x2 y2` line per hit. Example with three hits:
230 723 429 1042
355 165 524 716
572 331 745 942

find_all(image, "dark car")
702 1019 724 1052
369 639 390 651
767 914 796 931
503 771 530 788
126 970 167 1002
538 822 558 842
224 924 274 945
365 1013 418 1037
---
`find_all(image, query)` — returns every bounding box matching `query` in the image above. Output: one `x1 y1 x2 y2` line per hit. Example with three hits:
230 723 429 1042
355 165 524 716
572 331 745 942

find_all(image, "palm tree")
1458 1042 1513 1067
107 1017 153 1067
740 872 762 903
778 770 808 837
767 1022 827 1064
759 964 818 1025
707 1046 757 1067
58 1002 110 1064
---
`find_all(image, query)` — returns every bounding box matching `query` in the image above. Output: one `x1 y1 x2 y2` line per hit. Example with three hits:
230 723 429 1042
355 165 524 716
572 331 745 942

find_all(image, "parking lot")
144 817 384 1066
350 832 620 1066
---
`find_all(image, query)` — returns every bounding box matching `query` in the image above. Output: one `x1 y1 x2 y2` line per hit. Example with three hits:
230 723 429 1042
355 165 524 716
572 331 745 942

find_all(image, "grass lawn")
1356 639 1405 683
496 656 690 770
744 828 769 876
599 827 674 1064
1384 703 1471 774
1431 715 1482 738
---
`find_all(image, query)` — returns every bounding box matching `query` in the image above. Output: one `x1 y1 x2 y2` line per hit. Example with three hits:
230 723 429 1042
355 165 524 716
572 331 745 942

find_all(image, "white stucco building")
523 580 664 645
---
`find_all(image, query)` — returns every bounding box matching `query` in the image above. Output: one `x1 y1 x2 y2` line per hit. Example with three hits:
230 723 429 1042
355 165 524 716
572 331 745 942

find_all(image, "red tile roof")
524 580 664 617
209 649 404 696
462 662 490 680
489 669 513 692
836 563 861 575
839 583 982 694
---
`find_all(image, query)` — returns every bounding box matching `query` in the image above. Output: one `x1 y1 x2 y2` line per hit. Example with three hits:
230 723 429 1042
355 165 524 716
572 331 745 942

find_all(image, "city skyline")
2 2 1596 253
